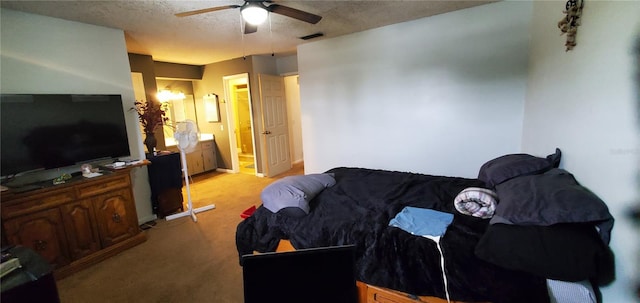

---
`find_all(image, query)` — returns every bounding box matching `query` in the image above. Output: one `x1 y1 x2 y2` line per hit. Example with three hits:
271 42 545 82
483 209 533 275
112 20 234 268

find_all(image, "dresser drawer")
366 285 470 303
1 189 75 219
76 174 129 198
367 285 417 303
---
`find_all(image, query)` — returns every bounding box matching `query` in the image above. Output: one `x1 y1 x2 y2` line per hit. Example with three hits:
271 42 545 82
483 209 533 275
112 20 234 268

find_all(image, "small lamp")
241 2 268 25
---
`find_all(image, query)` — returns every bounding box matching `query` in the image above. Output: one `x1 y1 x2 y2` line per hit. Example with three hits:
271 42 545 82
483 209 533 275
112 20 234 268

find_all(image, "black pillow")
491 168 614 244
477 148 561 187
474 223 615 285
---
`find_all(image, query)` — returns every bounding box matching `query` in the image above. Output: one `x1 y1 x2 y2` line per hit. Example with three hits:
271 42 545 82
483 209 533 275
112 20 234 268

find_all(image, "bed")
236 150 615 303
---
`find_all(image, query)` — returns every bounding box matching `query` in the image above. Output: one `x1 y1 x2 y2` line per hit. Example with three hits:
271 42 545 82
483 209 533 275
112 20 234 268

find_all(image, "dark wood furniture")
1 245 61 303
146 152 184 217
0 166 146 280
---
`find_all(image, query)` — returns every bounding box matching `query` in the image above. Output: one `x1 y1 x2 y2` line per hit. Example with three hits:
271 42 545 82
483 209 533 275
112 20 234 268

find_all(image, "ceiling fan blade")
244 22 258 34
175 5 240 17
267 4 322 24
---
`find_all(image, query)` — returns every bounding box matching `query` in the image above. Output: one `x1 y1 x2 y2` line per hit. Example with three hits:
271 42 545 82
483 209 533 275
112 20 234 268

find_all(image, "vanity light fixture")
157 89 186 102
157 90 173 102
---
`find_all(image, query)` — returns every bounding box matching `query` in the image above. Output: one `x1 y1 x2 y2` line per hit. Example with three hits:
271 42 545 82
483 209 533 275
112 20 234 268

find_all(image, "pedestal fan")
166 120 215 222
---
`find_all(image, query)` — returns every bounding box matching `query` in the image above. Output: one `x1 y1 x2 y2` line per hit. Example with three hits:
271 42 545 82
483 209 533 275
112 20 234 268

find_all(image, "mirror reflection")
163 94 196 147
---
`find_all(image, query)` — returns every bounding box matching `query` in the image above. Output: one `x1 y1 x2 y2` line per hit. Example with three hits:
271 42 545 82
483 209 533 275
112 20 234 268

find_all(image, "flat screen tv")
241 245 358 303
0 94 131 178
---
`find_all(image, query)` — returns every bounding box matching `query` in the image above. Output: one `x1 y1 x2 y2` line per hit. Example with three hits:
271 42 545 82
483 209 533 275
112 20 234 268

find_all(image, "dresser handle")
34 239 48 251
112 213 122 223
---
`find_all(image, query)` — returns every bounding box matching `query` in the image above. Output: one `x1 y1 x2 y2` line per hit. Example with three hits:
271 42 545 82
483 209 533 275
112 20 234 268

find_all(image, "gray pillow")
261 173 336 216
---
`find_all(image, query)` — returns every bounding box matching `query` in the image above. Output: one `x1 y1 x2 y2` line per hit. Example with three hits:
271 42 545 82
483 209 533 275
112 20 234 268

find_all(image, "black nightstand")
146 152 184 217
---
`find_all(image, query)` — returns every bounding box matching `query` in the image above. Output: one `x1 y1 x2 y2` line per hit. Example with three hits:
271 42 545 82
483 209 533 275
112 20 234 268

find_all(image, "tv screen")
241 245 357 303
0 94 131 177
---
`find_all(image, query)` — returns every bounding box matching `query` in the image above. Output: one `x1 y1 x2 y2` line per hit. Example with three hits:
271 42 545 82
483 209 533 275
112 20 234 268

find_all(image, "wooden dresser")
1 167 146 279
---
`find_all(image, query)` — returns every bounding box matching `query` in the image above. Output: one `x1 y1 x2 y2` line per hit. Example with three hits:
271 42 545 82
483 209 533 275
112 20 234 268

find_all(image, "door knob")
261 130 272 135
34 239 48 251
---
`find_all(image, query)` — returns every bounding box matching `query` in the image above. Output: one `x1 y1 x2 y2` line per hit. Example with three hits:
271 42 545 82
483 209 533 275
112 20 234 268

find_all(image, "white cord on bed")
423 235 451 303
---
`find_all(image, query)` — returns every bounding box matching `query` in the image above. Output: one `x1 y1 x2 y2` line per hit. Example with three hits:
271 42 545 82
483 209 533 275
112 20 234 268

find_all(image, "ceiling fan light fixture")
241 3 268 25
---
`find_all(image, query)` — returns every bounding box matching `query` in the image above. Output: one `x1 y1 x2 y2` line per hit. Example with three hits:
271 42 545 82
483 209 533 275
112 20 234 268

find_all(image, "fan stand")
165 147 215 222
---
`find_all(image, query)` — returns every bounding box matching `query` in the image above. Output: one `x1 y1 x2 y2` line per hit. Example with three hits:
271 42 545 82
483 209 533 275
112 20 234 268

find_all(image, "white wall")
298 1 533 177
276 55 299 75
523 1 640 301
0 8 154 224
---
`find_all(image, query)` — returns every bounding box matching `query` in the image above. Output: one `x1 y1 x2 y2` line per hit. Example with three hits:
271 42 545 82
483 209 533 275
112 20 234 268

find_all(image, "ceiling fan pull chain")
240 12 247 59
269 13 274 56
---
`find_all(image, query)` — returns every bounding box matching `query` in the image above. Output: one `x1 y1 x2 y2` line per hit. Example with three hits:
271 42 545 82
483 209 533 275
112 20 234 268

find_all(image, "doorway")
234 84 254 174
223 73 257 175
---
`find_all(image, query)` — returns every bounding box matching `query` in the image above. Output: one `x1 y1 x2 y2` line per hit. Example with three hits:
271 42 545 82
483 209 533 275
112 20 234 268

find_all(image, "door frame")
223 73 259 175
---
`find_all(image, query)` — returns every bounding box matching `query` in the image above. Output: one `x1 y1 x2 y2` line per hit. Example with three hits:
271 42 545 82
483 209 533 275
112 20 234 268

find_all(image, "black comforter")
236 167 549 303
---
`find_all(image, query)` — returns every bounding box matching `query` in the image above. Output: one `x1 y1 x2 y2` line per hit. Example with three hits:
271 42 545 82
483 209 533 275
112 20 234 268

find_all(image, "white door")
258 74 291 177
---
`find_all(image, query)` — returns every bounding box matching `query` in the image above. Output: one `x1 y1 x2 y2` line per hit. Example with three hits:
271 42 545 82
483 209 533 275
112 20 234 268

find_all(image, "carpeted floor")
56 163 304 303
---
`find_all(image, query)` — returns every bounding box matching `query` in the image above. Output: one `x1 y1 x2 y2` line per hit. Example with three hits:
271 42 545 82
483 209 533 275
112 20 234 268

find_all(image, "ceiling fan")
175 0 322 34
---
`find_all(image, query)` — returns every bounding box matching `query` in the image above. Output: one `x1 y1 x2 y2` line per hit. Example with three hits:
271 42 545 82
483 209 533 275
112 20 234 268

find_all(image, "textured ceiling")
0 0 495 65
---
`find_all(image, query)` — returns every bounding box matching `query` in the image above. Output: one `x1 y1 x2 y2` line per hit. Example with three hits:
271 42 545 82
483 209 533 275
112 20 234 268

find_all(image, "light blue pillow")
260 173 336 216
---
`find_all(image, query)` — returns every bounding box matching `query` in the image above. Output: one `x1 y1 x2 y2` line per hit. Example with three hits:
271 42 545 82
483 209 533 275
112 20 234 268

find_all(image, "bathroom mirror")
204 94 220 122
163 94 196 147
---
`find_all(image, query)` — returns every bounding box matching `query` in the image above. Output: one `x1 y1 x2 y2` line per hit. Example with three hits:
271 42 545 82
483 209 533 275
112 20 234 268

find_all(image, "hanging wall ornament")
558 0 585 51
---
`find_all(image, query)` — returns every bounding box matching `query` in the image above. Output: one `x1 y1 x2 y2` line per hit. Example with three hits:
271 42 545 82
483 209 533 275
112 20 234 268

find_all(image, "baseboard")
137 214 157 225
216 168 234 173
